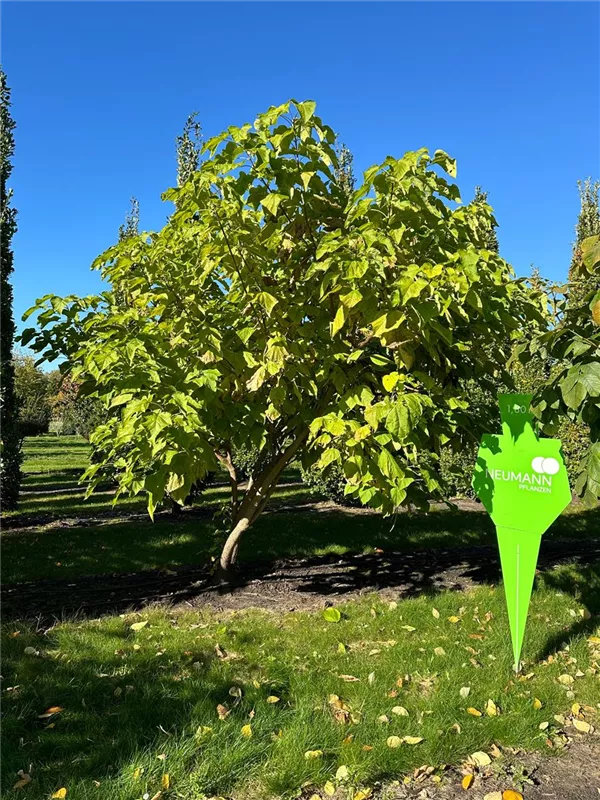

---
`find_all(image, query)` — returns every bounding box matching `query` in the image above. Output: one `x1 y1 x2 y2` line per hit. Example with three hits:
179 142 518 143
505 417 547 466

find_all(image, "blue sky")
3 1 599 341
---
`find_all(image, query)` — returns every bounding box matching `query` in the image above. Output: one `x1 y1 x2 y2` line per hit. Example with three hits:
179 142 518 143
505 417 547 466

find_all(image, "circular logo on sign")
531 456 560 475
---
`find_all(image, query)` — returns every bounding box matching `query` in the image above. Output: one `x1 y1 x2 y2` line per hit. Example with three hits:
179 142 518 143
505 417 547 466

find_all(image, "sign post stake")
473 394 571 673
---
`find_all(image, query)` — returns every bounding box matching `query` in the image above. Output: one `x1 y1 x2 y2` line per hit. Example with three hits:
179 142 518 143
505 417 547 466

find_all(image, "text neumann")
486 469 552 493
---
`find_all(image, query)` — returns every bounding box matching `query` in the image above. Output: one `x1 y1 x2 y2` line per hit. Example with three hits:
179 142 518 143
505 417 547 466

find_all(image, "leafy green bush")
301 462 361 506
439 445 478 499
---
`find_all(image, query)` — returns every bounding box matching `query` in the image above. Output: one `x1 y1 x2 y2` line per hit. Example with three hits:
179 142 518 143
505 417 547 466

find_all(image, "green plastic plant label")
472 393 571 672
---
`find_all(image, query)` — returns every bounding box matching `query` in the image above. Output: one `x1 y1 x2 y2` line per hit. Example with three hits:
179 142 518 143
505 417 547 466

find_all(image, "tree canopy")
22 100 542 572
517 234 600 506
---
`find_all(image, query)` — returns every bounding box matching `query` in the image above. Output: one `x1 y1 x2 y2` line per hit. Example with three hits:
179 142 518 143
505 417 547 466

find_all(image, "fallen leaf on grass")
432 608 440 619
130 621 148 631
402 736 423 744
266 695 280 704
558 674 574 685
588 635 600 645
538 721 549 730
485 699 498 716
216 704 230 720
13 770 32 790
304 750 323 759
323 781 336 796
433 647 446 656
335 765 349 781
353 790 372 800
533 697 543 710
392 706 409 716
323 608 341 623
51 790 67 799
339 674 360 682
466 707 482 717
461 773 474 790
448 616 461 624
161 774 170 790
38 706 64 718
460 686 471 698
241 724 252 738
386 736 402 748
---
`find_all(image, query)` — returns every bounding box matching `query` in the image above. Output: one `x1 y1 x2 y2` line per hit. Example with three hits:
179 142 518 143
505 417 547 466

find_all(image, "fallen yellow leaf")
470 751 491 766
130 621 148 631
304 749 323 759
266 695 280 704
573 719 592 733
448 616 461 624
392 706 409 716
323 781 336 796
588 635 600 644
434 647 446 656
38 706 64 718
386 735 402 748
161 774 170 790
336 765 349 781
353 790 373 800
557 673 574 685
432 608 440 619
241 724 252 738
51 790 67 799
402 735 423 745
502 791 523 800
485 699 498 716
466 707 482 717
533 697 543 710
461 773 474 790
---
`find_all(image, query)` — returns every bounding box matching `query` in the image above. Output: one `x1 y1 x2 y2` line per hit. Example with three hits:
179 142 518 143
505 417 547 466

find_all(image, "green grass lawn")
2 436 599 799
3 579 599 800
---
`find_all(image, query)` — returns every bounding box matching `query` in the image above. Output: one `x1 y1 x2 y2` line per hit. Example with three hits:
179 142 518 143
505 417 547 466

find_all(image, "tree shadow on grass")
1 626 264 798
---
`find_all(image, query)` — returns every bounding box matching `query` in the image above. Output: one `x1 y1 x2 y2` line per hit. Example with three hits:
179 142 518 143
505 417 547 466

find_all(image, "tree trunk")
216 430 309 584
219 517 250 573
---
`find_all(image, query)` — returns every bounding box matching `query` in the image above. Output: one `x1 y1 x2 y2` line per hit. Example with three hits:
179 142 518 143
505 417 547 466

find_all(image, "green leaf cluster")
21 100 542 522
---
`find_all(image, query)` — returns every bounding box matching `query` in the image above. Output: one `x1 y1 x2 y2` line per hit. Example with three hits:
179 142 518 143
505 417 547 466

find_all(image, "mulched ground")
3 537 599 625
361 737 600 799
